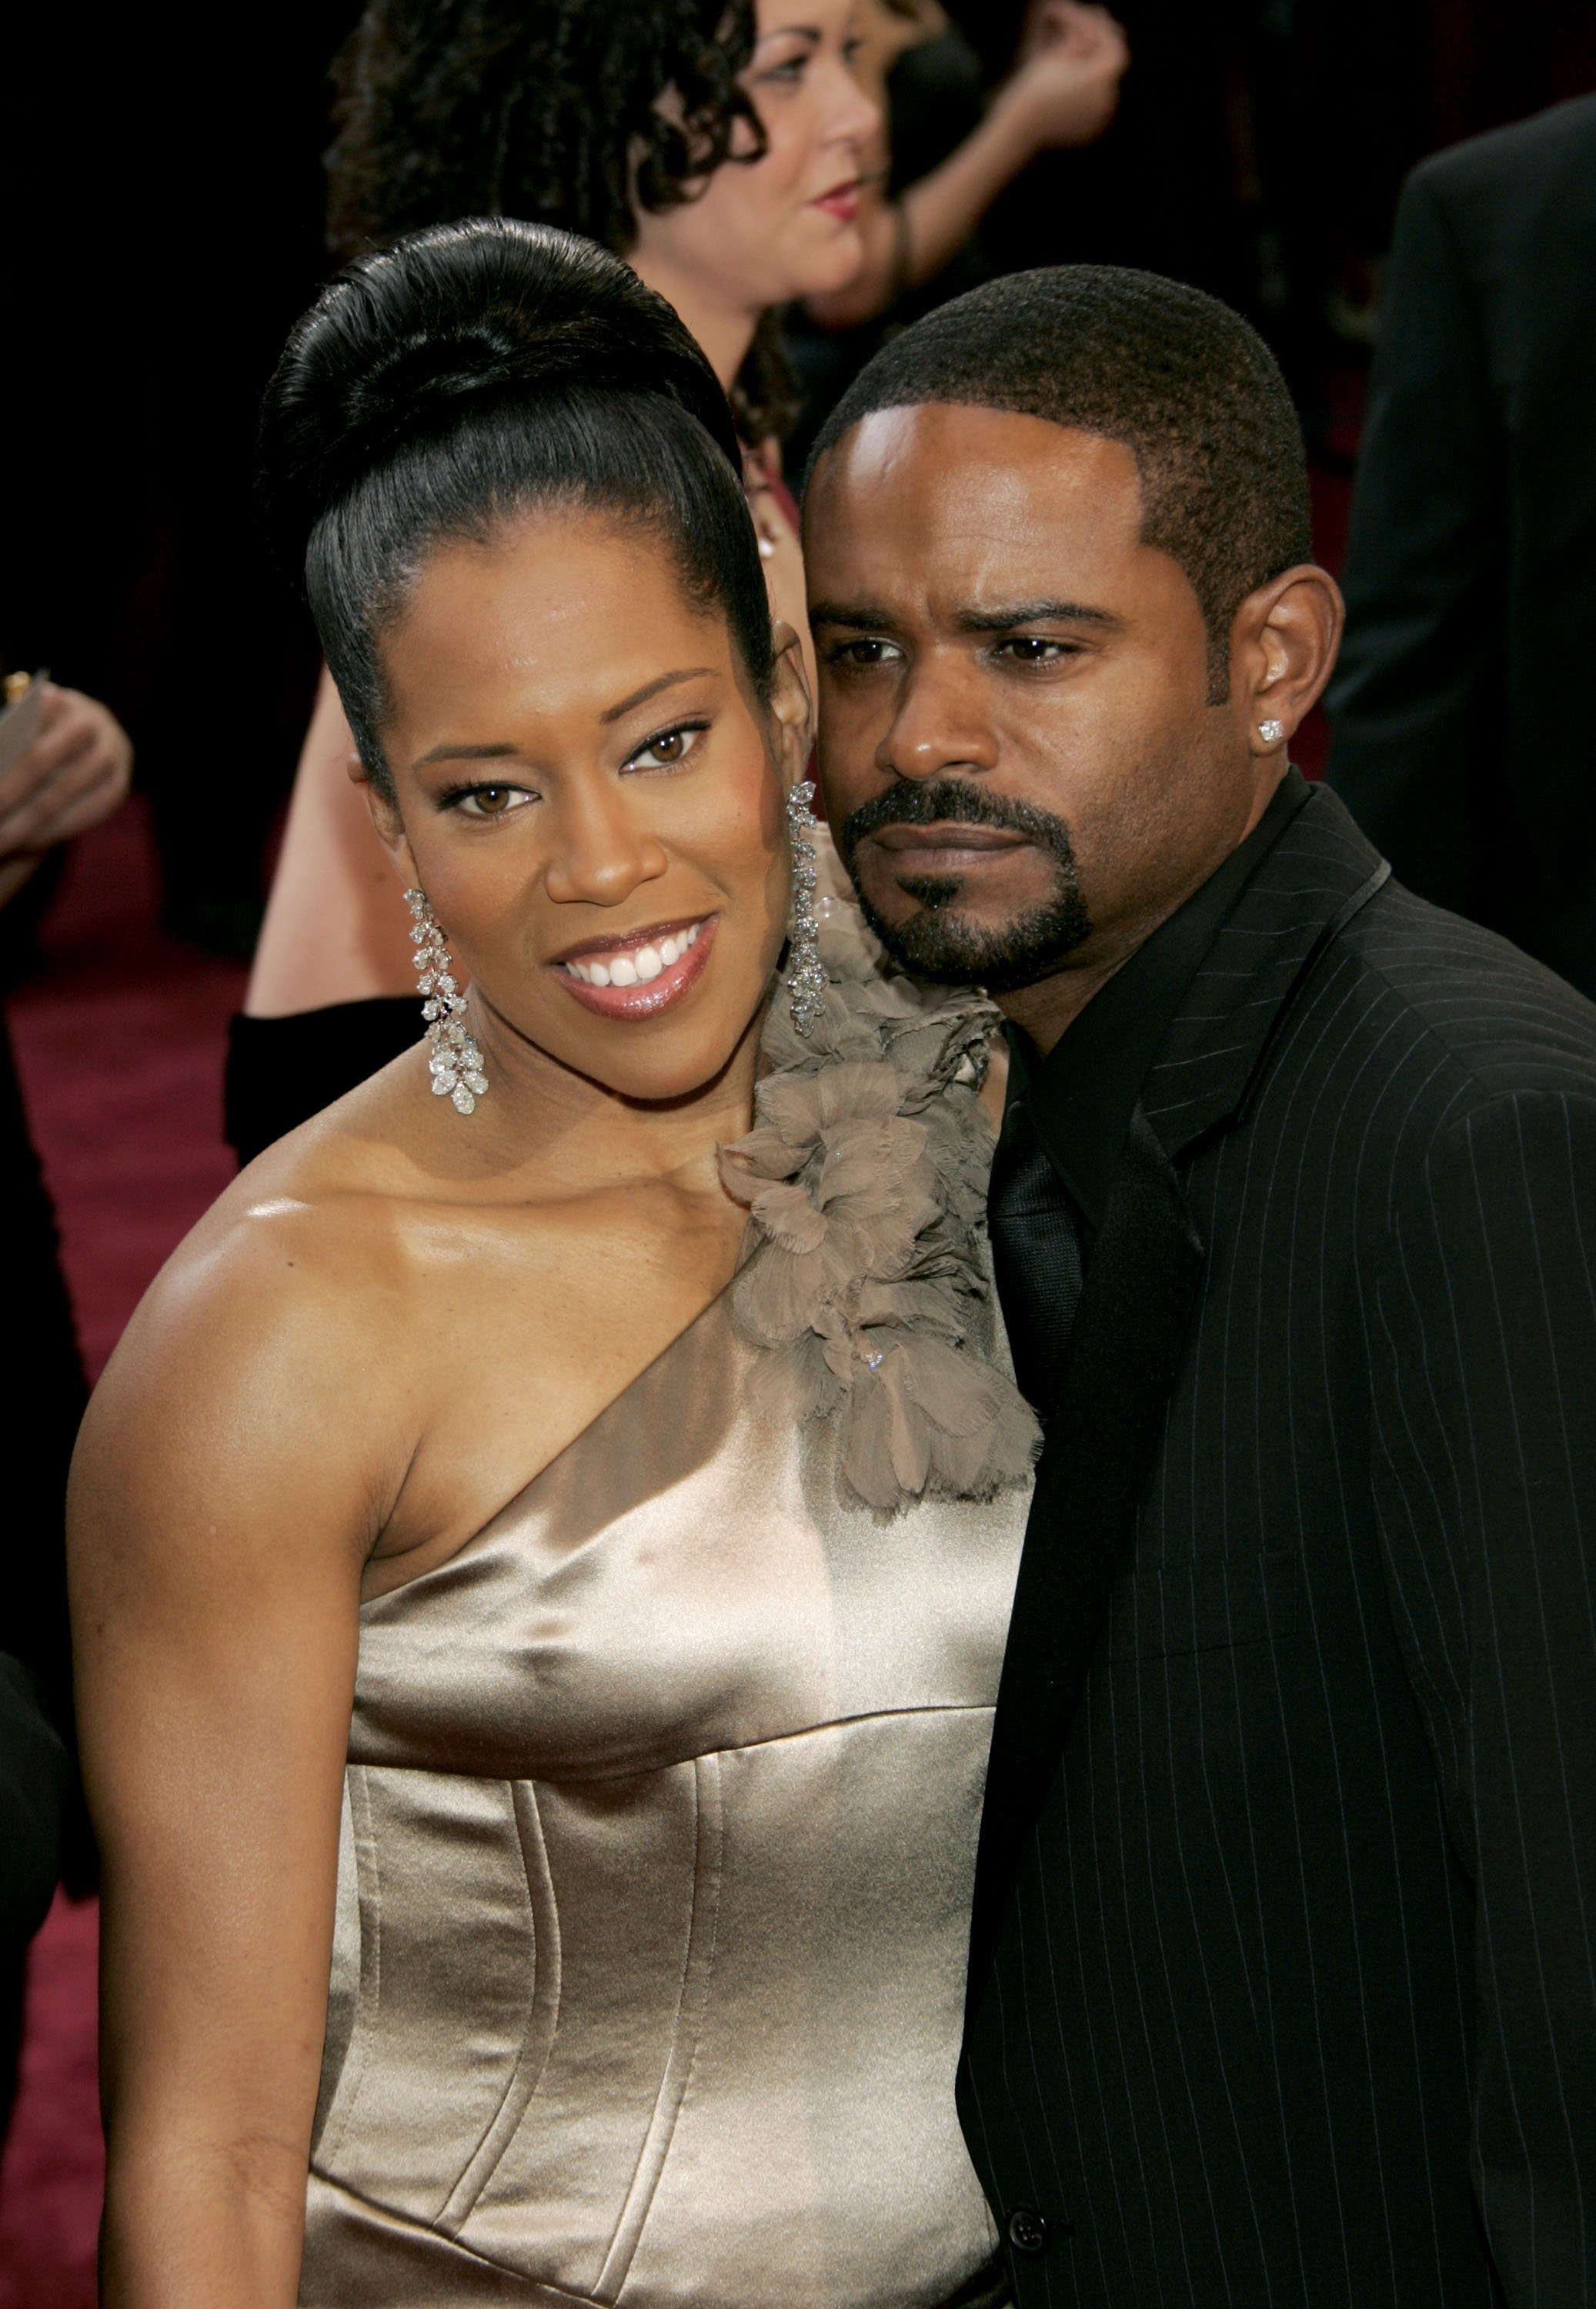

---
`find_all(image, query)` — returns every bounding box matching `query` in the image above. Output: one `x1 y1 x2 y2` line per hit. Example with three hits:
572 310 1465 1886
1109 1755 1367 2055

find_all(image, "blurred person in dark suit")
1327 95 1596 996
0 677 131 2134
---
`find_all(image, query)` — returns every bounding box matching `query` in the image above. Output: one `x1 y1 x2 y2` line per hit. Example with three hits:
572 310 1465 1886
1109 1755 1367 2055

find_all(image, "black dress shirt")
989 773 1311 1414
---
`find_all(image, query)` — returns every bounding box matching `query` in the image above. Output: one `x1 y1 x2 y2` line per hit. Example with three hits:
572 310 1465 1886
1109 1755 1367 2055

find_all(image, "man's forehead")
805 403 1145 600
810 402 1140 504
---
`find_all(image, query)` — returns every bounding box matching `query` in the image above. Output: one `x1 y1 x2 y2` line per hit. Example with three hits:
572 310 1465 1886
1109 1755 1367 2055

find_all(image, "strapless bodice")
301 1283 1031 2308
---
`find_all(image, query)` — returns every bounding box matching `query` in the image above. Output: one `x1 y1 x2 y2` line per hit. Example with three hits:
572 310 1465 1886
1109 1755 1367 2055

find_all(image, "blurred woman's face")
632 0 880 313
370 506 808 1108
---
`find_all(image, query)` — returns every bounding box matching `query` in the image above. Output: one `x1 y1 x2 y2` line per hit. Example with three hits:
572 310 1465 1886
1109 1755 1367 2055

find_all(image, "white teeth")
563 919 706 990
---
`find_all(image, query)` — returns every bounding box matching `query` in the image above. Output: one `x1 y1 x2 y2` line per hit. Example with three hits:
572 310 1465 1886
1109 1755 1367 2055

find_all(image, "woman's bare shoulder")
72 1086 436 1550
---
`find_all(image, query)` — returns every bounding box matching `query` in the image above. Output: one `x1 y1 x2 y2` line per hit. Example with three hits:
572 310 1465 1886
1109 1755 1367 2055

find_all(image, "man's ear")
767 619 815 787
362 767 422 891
1230 564 1344 756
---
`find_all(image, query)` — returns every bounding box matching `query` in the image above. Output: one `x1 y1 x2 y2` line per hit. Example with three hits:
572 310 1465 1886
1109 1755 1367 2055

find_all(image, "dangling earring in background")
784 781 826 1038
406 887 488 1115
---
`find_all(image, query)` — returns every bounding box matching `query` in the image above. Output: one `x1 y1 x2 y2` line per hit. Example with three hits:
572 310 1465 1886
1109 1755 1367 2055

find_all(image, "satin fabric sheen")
301 1282 1030 2307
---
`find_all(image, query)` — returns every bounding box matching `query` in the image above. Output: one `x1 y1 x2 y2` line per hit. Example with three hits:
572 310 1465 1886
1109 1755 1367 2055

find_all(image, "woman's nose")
827 55 881 152
541 787 669 909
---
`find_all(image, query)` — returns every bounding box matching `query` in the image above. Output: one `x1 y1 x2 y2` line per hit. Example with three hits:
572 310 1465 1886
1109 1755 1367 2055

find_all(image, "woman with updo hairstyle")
71 219 1037 2307
228 0 879 1163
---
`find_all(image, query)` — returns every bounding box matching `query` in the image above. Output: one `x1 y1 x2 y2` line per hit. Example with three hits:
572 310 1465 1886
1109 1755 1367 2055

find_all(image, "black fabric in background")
225 997 426 1168
0 1018 85 2135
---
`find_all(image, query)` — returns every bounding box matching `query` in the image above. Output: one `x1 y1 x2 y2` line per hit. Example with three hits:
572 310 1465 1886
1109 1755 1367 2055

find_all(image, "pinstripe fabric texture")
960 784 1596 2308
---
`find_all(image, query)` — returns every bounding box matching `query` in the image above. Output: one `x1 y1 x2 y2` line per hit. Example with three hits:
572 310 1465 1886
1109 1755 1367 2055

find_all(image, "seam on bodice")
348 1699 1000 1786
439 1782 564 2234
592 1752 724 2304
315 1766 382 2174
306 2167 605 2304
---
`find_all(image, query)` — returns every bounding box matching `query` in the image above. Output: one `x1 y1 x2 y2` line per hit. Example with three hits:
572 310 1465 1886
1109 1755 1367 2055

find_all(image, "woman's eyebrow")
410 740 519 771
599 667 715 724
755 23 823 47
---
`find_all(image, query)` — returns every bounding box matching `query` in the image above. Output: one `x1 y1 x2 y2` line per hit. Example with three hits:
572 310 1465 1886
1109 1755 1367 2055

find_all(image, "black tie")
987 1092 1083 1421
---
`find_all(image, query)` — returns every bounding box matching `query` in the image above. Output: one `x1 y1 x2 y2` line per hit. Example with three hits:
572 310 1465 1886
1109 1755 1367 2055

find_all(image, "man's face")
805 404 1275 1021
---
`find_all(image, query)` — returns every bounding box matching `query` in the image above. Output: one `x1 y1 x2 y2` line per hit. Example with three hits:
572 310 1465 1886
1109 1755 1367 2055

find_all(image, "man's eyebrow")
808 601 897 631
808 598 1124 635
599 667 714 724
956 599 1124 633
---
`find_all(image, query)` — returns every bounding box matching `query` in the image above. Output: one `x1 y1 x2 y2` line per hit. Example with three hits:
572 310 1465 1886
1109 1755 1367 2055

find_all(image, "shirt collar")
1007 771 1313 1228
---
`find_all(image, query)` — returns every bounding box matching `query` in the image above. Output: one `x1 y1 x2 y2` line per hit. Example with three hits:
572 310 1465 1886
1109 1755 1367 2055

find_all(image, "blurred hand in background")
1001 0 1129 156
0 685 132 908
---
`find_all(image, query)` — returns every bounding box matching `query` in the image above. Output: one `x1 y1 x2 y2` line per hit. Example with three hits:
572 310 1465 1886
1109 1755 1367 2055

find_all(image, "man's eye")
825 638 900 668
628 722 704 771
996 637 1070 663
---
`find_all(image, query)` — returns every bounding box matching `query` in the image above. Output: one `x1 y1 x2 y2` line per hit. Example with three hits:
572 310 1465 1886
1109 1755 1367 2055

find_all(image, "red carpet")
0 796 245 2305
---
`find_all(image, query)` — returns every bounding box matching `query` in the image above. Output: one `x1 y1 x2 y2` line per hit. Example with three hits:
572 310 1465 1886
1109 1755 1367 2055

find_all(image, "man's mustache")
837 779 1077 862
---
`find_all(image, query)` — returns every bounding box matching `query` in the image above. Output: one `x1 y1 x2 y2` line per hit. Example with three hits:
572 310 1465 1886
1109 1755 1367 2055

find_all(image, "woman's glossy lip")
553 914 719 1020
548 914 708 966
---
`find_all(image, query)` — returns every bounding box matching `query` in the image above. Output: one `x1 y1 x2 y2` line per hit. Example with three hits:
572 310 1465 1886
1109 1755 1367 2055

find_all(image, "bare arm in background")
809 0 1128 332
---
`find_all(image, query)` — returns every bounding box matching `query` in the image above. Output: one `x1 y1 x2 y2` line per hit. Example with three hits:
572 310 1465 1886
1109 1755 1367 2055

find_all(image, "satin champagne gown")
300 898 1039 2308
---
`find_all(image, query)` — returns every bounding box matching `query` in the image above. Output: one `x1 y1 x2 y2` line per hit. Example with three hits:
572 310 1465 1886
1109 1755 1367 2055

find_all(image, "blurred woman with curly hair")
229 0 876 1161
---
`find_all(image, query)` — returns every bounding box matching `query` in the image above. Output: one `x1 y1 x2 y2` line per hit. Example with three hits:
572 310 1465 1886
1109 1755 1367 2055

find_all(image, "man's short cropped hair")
806 266 1313 697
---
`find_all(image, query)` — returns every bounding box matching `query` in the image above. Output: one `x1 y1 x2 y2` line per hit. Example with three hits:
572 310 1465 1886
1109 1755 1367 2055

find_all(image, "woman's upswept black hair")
326 0 796 445
259 218 776 790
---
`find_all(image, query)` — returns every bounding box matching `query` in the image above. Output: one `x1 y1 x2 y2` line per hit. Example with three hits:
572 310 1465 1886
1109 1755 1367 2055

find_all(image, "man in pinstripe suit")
804 269 1596 2307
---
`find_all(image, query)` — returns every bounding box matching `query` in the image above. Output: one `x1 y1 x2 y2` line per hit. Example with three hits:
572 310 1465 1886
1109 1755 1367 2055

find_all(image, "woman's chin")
531 1007 758 1108
784 222 869 304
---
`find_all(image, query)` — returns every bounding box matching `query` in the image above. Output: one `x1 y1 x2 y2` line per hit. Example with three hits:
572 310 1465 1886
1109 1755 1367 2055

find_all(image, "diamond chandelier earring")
405 887 488 1115
784 780 826 1038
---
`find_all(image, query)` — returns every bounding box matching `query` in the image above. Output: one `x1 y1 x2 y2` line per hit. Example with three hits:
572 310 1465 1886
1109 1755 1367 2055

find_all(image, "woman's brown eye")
654 733 684 761
475 787 512 813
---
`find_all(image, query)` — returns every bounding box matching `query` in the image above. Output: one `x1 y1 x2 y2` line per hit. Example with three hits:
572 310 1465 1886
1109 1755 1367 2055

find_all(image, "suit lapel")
967 1108 1202 2003
966 785 1392 2013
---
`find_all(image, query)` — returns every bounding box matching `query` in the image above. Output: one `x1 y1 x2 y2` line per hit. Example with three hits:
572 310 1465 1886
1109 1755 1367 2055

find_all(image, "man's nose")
542 783 669 908
878 657 1000 783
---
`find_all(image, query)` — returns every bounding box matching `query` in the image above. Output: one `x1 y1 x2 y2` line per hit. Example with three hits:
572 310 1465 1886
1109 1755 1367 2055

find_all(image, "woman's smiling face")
371 506 809 1105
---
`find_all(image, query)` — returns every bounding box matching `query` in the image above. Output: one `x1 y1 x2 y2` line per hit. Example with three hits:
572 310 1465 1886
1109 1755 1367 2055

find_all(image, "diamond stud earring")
783 781 826 1038
1258 718 1285 746
405 887 488 1115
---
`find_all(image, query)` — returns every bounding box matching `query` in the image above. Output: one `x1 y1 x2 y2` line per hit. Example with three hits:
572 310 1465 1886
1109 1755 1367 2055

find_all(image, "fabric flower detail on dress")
720 834 1041 1514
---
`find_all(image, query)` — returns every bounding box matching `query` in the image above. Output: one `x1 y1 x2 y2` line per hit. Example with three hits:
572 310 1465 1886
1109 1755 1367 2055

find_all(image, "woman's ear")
362 771 422 891
767 619 814 787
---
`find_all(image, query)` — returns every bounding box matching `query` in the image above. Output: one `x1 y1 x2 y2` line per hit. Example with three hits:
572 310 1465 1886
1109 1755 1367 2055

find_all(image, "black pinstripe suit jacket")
961 782 1596 2307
